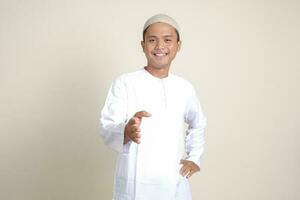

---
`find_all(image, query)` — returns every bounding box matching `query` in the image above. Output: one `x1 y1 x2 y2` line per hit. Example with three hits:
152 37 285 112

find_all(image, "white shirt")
100 68 206 200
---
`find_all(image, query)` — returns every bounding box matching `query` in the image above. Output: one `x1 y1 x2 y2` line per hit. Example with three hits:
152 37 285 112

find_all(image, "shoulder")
109 70 142 90
114 69 144 84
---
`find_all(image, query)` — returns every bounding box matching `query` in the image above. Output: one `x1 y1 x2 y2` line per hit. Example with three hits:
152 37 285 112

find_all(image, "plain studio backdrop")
0 0 299 199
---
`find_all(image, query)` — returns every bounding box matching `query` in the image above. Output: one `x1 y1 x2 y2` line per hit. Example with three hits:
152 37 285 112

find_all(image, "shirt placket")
160 79 167 108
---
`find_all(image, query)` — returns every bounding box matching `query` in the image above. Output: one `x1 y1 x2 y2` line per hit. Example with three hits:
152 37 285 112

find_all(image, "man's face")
141 22 181 69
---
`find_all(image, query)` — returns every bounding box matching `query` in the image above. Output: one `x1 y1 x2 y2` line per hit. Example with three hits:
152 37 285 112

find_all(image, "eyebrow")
146 35 174 38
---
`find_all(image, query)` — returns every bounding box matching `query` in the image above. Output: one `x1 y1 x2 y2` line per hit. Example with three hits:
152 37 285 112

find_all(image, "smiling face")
141 22 181 70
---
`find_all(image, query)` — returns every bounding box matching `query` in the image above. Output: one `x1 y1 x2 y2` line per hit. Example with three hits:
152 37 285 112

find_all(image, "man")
100 14 206 200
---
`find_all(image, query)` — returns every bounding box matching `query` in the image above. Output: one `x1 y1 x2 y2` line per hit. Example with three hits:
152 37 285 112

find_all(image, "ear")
141 41 145 52
177 40 182 52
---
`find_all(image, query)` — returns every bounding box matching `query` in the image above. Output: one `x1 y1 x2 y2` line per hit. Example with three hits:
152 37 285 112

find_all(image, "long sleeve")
99 76 128 153
184 85 207 168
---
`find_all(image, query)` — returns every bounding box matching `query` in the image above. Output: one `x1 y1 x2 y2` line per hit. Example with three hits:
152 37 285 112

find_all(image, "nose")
155 39 164 50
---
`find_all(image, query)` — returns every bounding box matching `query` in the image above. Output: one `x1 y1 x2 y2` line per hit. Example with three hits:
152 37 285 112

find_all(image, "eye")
165 38 172 42
148 39 155 42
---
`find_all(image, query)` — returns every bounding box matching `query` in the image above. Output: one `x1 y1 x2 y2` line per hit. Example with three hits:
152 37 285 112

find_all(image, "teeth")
154 53 166 57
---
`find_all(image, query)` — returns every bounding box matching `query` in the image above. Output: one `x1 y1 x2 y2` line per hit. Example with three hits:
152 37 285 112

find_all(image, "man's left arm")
180 85 207 178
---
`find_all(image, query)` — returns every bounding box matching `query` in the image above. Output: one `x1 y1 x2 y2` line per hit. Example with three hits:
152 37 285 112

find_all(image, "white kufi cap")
143 14 180 34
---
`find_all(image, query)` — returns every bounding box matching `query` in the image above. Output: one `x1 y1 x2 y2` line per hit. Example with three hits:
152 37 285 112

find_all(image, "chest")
127 79 187 117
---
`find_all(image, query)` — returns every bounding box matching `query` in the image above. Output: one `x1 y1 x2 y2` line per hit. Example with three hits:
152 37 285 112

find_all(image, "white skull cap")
143 14 180 34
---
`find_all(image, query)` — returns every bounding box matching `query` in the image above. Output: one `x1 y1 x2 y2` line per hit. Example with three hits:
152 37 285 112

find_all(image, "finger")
130 131 141 142
130 117 140 126
194 165 200 172
131 125 140 133
128 117 137 125
189 161 200 172
132 132 141 138
135 134 141 139
187 169 197 179
180 164 188 175
133 126 141 133
131 125 139 133
182 166 191 177
187 164 200 178
134 110 152 119
132 131 141 137
132 137 141 144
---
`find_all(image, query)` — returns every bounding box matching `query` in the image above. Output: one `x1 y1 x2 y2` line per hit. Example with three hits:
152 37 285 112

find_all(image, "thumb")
134 110 152 119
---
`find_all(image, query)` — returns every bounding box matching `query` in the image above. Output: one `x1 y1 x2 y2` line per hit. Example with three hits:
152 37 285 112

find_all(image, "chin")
150 62 170 69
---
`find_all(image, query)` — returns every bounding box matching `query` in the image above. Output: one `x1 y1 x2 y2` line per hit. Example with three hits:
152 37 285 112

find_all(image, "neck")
144 65 170 79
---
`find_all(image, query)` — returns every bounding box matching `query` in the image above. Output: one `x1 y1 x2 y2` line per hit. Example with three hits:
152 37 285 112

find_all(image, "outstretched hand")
179 159 200 179
124 111 151 144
